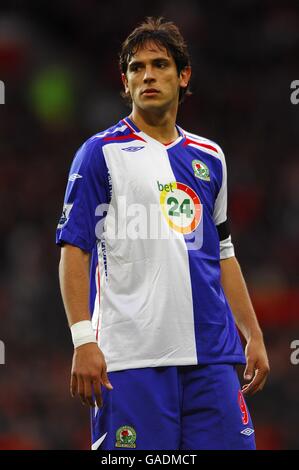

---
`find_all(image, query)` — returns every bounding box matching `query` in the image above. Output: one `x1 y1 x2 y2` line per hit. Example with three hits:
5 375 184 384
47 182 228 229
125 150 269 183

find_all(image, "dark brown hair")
119 17 192 104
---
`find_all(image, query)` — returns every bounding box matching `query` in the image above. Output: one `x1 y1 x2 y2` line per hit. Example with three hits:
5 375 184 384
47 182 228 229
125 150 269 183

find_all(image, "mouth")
142 89 160 96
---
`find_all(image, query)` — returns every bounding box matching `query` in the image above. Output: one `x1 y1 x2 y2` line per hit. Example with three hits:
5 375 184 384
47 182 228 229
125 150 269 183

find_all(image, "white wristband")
70 320 97 349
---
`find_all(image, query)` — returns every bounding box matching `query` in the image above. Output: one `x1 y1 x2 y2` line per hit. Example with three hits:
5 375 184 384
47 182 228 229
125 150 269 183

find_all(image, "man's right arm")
59 244 113 408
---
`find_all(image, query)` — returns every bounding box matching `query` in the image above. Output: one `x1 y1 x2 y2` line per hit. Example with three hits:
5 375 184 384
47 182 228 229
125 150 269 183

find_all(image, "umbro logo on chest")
121 146 145 152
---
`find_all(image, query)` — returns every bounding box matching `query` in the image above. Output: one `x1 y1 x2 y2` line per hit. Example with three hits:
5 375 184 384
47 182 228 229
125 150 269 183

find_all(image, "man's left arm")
220 255 270 395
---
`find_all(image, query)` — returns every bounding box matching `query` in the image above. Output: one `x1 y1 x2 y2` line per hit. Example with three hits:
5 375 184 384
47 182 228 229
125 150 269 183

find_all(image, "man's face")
122 41 191 113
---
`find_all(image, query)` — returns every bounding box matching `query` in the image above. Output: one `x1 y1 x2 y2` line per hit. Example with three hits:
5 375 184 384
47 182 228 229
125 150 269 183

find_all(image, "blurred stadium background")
0 0 299 450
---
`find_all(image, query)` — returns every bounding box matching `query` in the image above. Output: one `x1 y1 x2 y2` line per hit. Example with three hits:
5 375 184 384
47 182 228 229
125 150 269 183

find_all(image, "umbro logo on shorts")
121 146 145 152
240 428 254 436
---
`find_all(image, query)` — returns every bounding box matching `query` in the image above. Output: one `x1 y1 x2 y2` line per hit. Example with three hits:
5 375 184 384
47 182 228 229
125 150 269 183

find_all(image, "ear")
179 66 192 89
121 73 130 94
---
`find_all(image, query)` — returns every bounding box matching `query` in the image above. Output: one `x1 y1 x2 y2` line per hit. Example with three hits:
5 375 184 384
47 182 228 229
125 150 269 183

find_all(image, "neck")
129 106 179 144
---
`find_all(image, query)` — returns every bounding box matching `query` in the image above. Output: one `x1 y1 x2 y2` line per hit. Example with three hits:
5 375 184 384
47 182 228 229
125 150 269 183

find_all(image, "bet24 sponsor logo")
157 180 194 220
157 180 202 235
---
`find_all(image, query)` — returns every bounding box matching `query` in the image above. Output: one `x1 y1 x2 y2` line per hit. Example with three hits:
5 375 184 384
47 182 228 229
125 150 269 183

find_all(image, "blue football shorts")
91 364 256 450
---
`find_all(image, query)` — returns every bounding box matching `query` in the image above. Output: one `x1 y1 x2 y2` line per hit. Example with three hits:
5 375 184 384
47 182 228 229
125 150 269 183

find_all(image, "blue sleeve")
56 137 111 252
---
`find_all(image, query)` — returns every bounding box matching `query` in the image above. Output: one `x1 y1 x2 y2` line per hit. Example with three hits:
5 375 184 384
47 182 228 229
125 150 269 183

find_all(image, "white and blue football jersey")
56 116 245 372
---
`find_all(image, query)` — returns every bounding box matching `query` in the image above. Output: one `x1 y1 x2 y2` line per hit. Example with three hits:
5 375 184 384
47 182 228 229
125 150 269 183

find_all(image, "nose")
143 65 156 83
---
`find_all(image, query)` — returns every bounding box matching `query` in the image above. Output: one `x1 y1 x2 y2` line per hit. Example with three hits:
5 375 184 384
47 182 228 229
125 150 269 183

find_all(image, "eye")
156 61 167 68
130 64 142 72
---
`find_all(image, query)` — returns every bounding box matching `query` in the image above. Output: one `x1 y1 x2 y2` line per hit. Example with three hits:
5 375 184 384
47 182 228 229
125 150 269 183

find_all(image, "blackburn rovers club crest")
192 159 210 181
115 426 137 448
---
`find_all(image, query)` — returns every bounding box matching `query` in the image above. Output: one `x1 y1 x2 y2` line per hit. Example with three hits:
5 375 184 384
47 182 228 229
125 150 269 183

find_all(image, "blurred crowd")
0 0 299 449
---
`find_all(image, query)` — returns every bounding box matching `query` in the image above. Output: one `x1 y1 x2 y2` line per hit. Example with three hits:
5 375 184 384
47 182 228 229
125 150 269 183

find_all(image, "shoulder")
81 121 128 153
89 120 131 146
72 121 129 170
182 128 225 161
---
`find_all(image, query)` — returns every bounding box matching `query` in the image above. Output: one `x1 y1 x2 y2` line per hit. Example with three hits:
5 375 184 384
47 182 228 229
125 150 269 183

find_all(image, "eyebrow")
128 57 171 68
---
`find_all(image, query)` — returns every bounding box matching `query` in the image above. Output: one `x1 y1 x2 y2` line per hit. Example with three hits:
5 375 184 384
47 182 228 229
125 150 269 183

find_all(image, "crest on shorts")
192 159 210 181
115 425 137 448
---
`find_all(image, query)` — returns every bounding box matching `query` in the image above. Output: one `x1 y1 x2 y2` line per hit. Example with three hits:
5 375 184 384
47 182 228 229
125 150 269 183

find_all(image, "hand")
70 343 113 408
242 334 270 396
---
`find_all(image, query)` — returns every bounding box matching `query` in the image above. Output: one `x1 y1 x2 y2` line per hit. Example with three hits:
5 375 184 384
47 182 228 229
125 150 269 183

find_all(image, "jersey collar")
123 116 185 149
